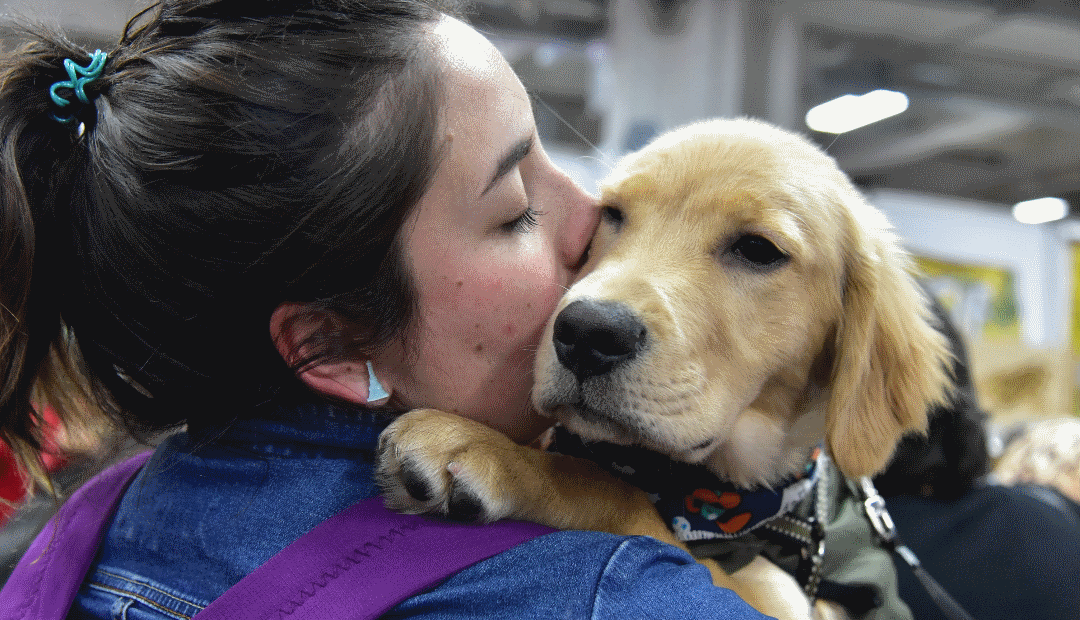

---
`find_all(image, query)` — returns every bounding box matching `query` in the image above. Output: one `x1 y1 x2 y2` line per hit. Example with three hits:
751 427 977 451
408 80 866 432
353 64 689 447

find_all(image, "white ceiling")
5 0 1080 211
477 0 1080 211
782 0 1080 207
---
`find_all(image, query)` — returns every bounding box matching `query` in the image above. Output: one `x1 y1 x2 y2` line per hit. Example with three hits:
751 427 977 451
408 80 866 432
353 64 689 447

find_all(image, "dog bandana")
549 428 821 541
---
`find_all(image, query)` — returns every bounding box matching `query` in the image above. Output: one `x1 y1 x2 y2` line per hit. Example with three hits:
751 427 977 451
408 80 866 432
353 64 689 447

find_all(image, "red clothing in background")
0 407 66 522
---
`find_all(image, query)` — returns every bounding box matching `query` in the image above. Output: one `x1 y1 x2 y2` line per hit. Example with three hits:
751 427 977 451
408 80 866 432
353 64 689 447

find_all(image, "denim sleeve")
388 530 774 620
593 535 773 619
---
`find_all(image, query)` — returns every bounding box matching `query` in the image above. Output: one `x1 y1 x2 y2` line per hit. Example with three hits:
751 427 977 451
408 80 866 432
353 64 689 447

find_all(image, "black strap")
815 580 882 617
757 491 882 618
858 478 977 620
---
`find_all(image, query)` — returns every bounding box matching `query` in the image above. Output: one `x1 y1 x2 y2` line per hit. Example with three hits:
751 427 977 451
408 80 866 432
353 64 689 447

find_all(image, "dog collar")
549 427 822 540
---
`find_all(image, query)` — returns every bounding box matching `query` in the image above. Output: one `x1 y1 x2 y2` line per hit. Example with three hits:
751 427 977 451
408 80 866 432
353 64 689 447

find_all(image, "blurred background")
2 4 1080 597
2 0 1080 434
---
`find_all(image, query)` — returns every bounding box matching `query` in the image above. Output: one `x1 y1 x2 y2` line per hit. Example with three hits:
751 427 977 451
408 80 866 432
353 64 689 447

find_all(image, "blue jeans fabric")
67 402 769 620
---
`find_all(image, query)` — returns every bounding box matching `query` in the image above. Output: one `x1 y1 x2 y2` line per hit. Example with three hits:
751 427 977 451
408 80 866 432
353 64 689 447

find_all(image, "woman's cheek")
513 271 566 358
526 258 567 320
469 246 564 352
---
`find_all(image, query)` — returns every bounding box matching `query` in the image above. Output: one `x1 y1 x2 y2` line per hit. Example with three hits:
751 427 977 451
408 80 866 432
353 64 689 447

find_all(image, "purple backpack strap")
0 451 556 620
194 499 555 620
0 450 153 620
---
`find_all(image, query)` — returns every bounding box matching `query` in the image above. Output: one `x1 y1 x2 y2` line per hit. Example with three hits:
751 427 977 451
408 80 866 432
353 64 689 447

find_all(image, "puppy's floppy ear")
825 193 952 479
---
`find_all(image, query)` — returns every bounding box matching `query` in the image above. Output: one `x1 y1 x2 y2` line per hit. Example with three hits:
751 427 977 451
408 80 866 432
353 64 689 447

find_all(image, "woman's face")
376 17 598 443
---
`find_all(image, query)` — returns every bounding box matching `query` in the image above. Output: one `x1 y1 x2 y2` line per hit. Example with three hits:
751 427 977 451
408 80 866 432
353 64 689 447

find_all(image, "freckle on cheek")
474 343 483 353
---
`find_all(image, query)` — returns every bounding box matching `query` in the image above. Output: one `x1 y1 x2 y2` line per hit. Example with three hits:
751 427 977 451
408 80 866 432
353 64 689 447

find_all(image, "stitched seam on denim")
591 537 641 620
94 567 207 610
117 597 134 620
86 582 197 620
274 520 423 618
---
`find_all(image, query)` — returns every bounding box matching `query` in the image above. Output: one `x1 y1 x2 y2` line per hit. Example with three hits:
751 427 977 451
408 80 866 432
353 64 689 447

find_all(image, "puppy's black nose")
553 300 646 381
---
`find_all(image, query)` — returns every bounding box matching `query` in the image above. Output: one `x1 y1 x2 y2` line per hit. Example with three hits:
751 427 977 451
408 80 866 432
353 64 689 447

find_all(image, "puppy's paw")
376 409 523 522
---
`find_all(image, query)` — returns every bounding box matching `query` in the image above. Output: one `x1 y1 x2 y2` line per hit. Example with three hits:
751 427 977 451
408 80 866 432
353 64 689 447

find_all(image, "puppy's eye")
602 206 625 226
729 235 788 268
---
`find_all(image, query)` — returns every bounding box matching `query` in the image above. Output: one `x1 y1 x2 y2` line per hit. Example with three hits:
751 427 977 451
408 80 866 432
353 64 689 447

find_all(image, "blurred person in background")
993 416 1080 505
873 290 1080 620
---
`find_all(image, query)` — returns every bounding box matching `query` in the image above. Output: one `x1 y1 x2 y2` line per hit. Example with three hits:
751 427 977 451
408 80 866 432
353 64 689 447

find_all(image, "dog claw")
377 409 513 523
446 481 485 522
401 462 434 503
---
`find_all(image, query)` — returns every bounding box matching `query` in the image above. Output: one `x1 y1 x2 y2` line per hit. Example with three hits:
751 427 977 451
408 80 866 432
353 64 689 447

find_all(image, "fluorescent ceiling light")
1012 197 1068 224
805 89 910 134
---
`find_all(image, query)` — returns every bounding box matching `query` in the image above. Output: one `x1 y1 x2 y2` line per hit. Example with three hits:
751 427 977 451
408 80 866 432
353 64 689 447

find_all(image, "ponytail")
0 30 109 486
2 0 453 485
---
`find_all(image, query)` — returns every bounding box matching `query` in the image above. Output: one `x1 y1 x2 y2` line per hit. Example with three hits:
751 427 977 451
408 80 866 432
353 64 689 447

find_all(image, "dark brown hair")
0 0 457 481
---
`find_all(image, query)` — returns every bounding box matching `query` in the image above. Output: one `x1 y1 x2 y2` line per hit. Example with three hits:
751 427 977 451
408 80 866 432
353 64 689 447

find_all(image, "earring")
366 360 390 405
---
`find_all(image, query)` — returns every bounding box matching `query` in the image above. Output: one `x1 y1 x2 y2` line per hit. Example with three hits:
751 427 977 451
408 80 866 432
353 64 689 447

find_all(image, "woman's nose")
557 175 600 276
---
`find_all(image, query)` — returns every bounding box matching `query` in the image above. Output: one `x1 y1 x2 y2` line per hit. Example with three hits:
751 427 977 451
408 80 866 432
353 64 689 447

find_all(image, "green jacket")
687 455 912 620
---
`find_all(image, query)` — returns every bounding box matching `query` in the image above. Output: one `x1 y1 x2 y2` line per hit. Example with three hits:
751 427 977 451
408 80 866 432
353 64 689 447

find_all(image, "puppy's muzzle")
553 300 646 381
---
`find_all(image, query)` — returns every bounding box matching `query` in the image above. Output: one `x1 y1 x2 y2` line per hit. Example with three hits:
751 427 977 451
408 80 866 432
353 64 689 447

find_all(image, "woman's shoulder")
392 530 768 619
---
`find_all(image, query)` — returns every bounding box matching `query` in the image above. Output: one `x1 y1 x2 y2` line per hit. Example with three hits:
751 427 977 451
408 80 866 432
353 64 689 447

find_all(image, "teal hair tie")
49 49 108 125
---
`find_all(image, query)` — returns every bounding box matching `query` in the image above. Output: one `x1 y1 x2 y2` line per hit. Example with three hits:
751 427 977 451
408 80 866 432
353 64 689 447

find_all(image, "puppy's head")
533 118 950 486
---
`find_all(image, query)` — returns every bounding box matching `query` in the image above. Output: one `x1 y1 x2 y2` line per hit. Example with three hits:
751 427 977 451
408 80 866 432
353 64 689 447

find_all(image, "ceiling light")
1012 196 1068 224
805 89 909 134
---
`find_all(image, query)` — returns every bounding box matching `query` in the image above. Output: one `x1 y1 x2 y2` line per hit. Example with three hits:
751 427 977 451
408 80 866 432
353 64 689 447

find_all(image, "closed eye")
502 206 543 233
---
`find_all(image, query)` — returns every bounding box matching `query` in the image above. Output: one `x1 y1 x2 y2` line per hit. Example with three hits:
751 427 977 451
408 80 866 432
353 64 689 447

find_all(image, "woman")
0 1 766 617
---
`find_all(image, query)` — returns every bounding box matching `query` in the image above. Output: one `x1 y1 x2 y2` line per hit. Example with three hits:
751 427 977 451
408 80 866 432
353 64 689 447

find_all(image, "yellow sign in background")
915 255 1019 341
1072 244 1080 356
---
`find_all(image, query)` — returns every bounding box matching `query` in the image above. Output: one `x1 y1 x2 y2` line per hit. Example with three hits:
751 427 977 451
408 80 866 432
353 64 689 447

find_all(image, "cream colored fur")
378 118 951 620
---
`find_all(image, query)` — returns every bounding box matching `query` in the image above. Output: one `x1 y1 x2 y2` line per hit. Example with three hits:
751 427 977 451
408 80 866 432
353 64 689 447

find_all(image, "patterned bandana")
549 427 821 541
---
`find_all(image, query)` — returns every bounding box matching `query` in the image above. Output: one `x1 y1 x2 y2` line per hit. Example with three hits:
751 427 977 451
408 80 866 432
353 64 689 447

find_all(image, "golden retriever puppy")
378 118 951 619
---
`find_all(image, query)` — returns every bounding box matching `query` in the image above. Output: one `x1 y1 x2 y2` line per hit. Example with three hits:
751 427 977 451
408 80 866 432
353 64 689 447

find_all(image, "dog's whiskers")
575 153 615 175
529 92 615 170
822 132 842 154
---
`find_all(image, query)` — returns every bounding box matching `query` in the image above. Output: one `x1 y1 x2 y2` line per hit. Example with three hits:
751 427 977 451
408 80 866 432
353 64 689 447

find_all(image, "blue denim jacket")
67 402 769 620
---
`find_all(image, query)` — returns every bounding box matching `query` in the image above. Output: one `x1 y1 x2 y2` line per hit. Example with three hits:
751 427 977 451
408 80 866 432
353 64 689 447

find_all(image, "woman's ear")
269 303 390 405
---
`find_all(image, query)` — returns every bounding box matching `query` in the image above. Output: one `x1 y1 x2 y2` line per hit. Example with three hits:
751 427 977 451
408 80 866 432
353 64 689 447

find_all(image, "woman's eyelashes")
502 206 543 233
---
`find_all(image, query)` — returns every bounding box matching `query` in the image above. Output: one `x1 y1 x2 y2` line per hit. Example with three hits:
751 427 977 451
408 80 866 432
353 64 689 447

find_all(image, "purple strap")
195 499 554 620
0 450 153 620
0 452 555 620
